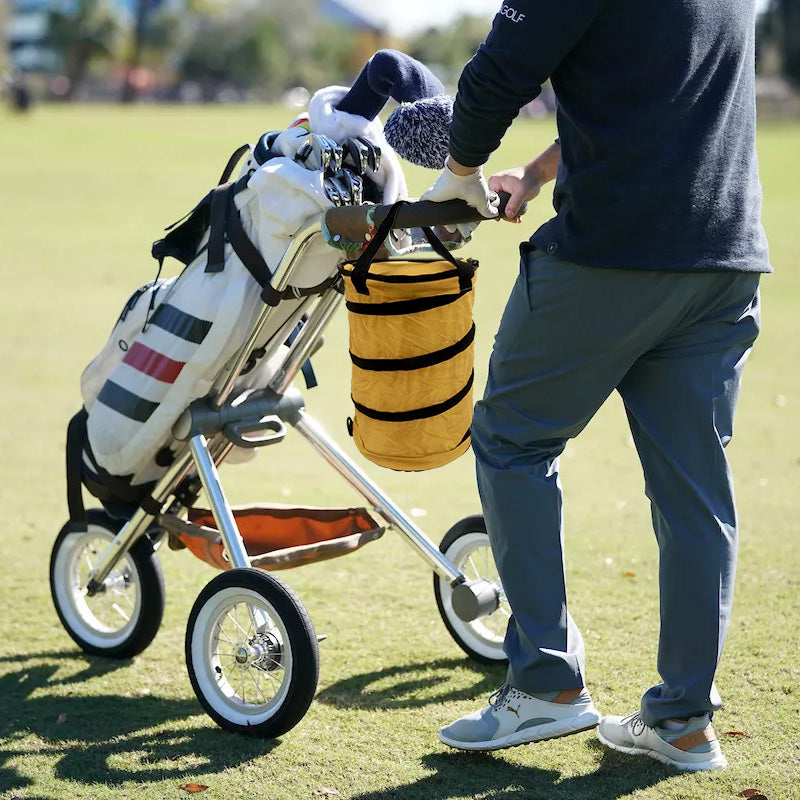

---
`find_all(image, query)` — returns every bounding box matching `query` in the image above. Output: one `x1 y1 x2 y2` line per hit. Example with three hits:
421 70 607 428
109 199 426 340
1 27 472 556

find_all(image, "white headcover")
307 86 408 204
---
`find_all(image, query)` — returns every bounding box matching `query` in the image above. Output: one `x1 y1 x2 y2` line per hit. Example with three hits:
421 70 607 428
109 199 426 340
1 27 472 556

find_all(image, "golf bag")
66 142 350 523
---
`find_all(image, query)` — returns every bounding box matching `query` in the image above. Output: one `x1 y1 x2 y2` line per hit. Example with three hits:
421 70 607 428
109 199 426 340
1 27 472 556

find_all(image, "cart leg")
85 447 199 593
292 410 465 584
188 433 251 570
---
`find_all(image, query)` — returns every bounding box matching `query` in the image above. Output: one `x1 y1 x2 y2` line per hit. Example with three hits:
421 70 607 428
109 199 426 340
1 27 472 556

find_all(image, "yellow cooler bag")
339 203 478 471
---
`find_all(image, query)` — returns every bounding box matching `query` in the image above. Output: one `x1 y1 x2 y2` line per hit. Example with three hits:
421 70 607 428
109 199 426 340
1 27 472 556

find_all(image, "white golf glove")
421 162 500 219
271 127 309 160
443 221 479 241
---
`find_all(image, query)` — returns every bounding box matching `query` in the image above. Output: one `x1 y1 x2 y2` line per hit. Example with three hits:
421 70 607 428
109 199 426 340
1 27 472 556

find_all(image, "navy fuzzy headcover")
383 95 454 170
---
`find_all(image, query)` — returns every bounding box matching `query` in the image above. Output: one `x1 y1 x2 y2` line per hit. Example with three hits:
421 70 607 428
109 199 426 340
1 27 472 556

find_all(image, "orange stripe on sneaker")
671 726 716 751
123 342 185 383
553 688 584 704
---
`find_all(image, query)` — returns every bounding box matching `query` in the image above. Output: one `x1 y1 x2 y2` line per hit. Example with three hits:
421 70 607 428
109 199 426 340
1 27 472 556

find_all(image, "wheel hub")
252 631 283 672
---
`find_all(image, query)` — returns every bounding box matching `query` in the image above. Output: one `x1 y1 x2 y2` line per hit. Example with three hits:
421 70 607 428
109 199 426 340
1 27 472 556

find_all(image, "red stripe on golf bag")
123 341 186 384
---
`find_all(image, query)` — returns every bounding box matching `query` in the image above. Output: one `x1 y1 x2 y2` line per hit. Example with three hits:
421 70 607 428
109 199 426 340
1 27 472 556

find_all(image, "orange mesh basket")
172 504 384 571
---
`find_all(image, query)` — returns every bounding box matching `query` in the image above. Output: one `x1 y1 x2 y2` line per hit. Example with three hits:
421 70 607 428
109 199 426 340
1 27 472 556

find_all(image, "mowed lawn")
0 104 797 800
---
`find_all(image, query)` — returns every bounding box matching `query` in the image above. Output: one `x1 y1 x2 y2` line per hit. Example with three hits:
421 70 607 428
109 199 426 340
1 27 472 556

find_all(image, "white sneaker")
597 712 728 771
439 685 601 751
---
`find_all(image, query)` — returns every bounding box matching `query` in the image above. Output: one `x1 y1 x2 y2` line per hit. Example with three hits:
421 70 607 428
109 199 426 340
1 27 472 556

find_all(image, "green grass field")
0 104 798 800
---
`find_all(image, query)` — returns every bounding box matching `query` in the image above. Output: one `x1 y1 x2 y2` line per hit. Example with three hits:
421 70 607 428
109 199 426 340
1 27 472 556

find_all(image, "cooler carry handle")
347 201 474 295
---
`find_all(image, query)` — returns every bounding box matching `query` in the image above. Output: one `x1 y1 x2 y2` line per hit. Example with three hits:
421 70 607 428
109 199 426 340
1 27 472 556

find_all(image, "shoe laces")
488 685 510 708
621 711 647 736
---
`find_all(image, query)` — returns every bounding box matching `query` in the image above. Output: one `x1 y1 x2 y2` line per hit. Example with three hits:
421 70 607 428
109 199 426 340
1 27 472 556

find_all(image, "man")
421 0 768 771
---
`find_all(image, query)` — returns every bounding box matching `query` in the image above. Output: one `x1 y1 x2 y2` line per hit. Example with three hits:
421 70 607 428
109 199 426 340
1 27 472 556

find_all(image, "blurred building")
5 0 175 73
6 0 58 72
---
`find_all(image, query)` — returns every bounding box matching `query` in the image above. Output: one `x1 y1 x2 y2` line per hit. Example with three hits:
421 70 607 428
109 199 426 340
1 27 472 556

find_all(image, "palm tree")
46 0 121 100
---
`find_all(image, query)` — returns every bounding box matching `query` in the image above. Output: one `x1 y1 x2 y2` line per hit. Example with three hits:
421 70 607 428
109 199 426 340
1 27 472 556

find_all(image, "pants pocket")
519 248 551 312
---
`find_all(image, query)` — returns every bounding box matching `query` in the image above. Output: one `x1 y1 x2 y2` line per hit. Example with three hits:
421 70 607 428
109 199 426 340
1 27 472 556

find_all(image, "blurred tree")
120 0 151 102
46 0 122 99
408 15 488 88
760 0 800 86
171 0 358 100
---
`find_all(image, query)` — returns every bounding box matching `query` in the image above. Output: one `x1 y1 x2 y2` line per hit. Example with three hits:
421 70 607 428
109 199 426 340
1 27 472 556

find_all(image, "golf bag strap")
206 182 232 273
67 407 162 521
223 188 337 306
218 143 250 185
66 408 89 529
84 439 163 517
154 144 250 271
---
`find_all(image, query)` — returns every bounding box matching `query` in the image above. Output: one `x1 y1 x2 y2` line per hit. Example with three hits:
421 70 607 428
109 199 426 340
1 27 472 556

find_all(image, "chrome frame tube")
188 433 251 569
86 435 233 589
270 289 344 396
292 410 464 583
86 446 196 588
213 221 323 407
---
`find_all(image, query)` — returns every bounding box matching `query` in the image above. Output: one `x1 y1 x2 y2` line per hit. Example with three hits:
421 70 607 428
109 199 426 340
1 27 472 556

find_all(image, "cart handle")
323 191 523 238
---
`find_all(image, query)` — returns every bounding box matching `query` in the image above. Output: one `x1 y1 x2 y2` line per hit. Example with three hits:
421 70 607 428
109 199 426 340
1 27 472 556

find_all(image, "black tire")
185 567 319 738
433 515 509 665
50 510 165 658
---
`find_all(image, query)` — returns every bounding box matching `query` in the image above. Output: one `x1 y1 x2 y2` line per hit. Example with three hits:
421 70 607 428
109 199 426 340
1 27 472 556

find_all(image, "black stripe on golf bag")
350 323 475 372
149 303 213 344
96 381 160 423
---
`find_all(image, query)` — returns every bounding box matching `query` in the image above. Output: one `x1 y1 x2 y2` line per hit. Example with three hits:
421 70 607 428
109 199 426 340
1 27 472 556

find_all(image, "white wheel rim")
53 525 142 649
190 586 293 726
441 531 509 660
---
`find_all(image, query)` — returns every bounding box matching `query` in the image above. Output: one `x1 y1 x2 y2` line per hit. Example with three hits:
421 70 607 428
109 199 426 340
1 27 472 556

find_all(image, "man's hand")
490 141 561 221
420 158 500 219
488 166 542 223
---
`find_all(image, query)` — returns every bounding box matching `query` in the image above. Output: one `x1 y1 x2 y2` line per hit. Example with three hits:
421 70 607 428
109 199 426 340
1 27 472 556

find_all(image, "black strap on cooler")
352 371 474 422
350 323 475 372
347 201 475 295
346 292 466 317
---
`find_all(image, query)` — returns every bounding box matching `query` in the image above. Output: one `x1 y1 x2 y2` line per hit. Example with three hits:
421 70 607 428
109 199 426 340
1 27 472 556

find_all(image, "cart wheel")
433 515 509 665
185 568 319 738
50 510 165 658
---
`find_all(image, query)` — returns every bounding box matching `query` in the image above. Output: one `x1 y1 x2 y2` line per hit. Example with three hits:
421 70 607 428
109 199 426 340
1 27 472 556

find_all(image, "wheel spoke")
226 610 250 641
248 668 267 704
262 667 283 689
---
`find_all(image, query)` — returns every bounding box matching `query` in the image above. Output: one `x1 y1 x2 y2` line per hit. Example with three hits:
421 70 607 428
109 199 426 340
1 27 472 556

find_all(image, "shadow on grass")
317 657 506 710
353 748 676 800
0 651 278 794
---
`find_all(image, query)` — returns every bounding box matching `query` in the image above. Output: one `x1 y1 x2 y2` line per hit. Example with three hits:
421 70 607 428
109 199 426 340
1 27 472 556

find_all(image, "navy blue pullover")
450 0 770 273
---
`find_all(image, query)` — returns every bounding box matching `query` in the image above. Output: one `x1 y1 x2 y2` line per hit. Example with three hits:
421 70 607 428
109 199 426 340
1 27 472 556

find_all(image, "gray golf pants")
472 249 761 726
